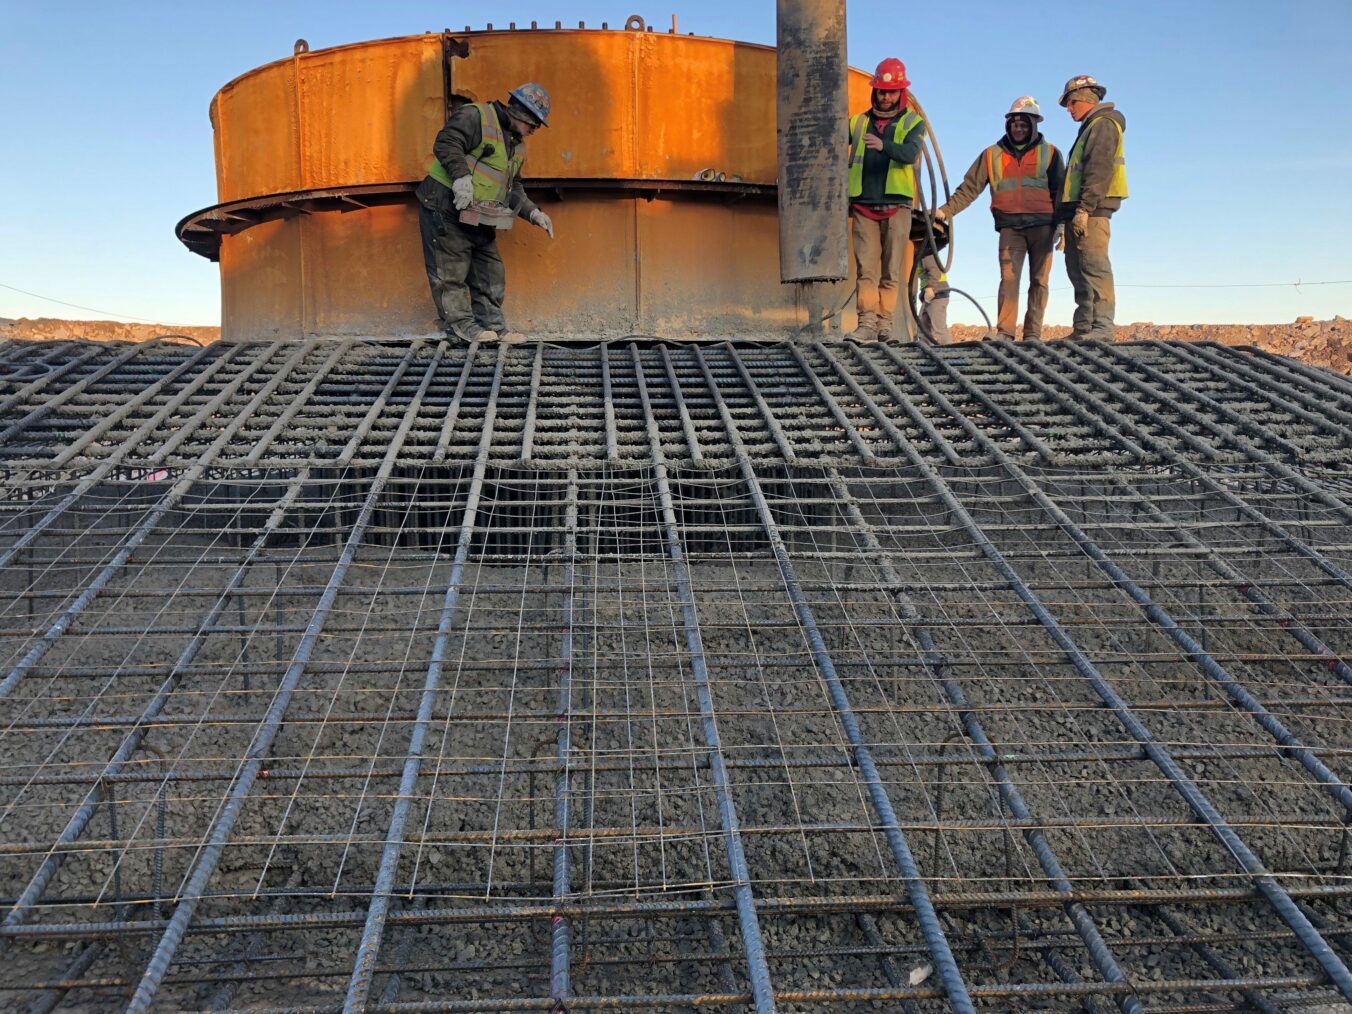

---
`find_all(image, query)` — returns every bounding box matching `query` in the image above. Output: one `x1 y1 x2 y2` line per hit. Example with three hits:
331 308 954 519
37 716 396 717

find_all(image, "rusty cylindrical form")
178 21 874 340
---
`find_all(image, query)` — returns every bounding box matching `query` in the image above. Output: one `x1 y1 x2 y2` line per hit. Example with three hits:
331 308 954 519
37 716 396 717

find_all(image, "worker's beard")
872 89 906 118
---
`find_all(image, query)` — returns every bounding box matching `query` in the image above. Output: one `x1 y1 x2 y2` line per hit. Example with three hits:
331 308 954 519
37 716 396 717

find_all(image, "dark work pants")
416 177 508 339
1065 216 1115 340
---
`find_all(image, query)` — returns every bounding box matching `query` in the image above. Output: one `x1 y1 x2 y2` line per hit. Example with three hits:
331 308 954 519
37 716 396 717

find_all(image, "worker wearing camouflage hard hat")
1056 74 1128 340
415 82 556 344
844 57 928 343
934 95 1066 341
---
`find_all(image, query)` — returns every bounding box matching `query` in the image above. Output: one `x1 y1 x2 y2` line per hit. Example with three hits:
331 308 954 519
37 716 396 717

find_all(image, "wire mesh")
0 336 1349 1011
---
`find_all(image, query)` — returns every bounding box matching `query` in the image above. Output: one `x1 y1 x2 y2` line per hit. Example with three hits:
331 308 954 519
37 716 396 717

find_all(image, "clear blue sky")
2 0 1350 327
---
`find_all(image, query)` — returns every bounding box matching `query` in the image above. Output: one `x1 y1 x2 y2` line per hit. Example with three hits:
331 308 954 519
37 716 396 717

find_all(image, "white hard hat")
1006 95 1043 122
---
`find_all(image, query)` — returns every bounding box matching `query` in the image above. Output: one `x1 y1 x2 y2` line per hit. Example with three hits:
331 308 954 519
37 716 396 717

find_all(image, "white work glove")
933 208 948 223
1071 208 1089 239
451 176 474 211
922 286 936 304
529 208 554 239
1054 225 1066 251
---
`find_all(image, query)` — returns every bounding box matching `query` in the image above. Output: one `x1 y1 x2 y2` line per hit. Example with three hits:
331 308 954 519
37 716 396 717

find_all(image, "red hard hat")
870 57 909 91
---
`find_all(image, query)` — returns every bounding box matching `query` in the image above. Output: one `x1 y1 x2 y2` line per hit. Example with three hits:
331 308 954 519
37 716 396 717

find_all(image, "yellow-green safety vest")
1062 114 1127 204
428 103 524 203
848 109 924 200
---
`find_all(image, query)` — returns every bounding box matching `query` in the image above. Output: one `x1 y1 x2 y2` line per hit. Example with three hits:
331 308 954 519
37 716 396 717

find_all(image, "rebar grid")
0 337 1350 1011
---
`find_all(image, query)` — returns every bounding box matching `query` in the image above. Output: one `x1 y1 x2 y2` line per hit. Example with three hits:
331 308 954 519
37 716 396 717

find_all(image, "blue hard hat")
509 82 551 127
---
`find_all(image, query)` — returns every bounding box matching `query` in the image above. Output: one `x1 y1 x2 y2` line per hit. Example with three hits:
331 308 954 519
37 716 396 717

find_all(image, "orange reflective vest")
986 140 1055 216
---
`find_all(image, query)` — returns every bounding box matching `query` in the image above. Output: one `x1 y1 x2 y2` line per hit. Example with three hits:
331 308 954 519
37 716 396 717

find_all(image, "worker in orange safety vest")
935 97 1065 340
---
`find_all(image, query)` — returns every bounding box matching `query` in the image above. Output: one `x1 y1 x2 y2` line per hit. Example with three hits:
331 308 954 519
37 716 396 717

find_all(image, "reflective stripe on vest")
848 109 924 200
1062 115 1127 203
427 103 524 203
986 140 1054 215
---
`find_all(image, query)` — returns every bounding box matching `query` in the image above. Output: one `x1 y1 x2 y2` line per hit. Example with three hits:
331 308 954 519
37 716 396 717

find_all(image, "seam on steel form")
1163 340 1352 435
0 466 315 939
433 340 482 464
0 341 270 571
632 344 778 1014
1049 341 1352 524
0 340 169 446
912 341 1352 678
802 341 1142 1011
241 339 355 466
820 466 1143 1014
897 339 1352 808
0 341 319 700
342 339 497 1011
548 471 579 1010
866 342 1352 1002
692 343 975 1014
989 340 1352 591
49 344 219 468
123 340 456 1014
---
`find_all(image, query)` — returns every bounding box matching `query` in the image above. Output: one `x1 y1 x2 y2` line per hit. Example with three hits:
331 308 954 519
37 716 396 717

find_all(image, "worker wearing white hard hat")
934 95 1065 341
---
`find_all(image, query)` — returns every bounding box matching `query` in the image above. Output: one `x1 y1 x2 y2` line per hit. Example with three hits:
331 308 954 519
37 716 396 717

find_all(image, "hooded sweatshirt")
1057 102 1126 220
939 124 1065 232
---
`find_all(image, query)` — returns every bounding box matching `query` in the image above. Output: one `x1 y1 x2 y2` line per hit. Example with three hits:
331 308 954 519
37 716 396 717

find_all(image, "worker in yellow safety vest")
1057 74 1128 341
415 83 555 344
845 57 927 343
935 97 1066 340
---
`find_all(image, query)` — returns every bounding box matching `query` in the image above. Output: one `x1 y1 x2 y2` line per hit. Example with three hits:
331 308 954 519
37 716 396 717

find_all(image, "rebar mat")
0 337 1350 1011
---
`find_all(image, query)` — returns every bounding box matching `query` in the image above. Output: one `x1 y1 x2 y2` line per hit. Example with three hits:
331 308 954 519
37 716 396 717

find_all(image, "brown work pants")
851 209 911 336
1064 216 1115 340
997 225 1055 340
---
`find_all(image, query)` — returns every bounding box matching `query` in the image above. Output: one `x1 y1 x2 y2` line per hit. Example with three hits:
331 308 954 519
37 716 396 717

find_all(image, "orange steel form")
180 22 876 339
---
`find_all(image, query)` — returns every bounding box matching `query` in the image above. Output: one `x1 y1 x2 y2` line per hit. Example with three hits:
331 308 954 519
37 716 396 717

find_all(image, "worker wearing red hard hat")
1057 74 1128 340
934 96 1066 341
845 57 927 343
416 83 555 344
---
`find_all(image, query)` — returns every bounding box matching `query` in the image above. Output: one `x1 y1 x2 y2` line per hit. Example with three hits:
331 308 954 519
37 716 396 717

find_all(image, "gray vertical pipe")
776 0 849 283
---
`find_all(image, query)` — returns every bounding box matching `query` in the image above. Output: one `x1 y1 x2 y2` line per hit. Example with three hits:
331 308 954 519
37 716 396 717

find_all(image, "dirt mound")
0 317 219 346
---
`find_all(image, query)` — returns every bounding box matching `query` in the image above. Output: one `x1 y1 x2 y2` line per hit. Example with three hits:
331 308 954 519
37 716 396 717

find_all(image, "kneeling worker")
416 83 555 343
935 97 1063 341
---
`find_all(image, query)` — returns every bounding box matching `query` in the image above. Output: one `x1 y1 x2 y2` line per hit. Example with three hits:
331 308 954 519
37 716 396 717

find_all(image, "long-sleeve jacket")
429 100 538 220
850 108 928 208
938 132 1065 232
1057 103 1126 220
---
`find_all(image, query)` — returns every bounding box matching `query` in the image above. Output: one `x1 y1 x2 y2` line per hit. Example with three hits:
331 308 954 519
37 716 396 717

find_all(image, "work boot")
497 331 528 344
846 326 878 344
472 329 499 342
